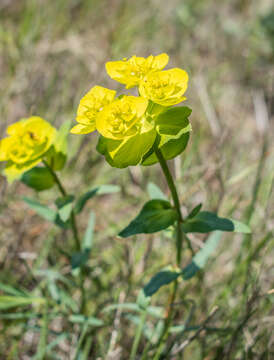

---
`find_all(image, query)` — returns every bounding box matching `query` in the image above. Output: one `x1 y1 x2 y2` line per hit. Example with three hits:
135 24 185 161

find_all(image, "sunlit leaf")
119 199 178 237
97 128 156 168
142 107 191 165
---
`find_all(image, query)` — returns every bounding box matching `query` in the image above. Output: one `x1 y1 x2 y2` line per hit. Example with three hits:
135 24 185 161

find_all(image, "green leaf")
230 219 252 233
103 303 140 313
0 296 45 310
119 199 178 237
83 211 95 250
182 231 223 280
144 267 181 297
23 197 57 222
21 166 55 191
71 212 95 270
0 313 38 320
69 314 103 327
182 211 251 234
74 185 120 214
97 128 156 168
71 249 90 270
55 195 74 222
156 107 192 145
147 182 167 200
142 107 191 165
36 303 49 360
187 203 202 219
23 197 68 228
137 289 151 309
48 281 60 303
96 184 120 195
0 282 27 297
74 189 98 214
103 302 164 318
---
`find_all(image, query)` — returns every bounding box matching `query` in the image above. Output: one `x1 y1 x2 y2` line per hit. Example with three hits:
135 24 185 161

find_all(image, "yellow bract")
96 96 148 140
71 86 116 134
105 53 169 89
139 68 188 106
0 116 56 180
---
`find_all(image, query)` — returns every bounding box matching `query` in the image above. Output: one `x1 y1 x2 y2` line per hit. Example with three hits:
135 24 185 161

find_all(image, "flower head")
139 68 188 106
96 96 148 140
105 54 169 89
71 86 116 134
0 116 56 180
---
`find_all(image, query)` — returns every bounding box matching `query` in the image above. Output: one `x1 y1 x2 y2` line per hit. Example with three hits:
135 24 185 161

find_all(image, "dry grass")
0 0 273 358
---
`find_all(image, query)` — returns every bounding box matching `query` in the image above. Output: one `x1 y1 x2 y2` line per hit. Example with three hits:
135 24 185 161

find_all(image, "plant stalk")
130 310 147 360
42 160 86 313
152 147 184 359
43 160 81 251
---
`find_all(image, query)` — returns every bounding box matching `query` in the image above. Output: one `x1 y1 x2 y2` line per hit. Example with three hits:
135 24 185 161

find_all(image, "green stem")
42 160 86 312
152 147 184 359
130 310 147 360
42 160 81 251
154 147 183 265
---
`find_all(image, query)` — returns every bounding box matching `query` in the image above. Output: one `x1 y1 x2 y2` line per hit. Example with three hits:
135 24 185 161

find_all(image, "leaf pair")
23 184 120 229
119 199 251 238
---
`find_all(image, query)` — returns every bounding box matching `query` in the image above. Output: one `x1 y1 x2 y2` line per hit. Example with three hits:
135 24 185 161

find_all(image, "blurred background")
0 0 273 358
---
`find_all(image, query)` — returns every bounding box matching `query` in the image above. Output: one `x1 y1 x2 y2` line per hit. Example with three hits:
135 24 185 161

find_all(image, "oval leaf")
21 167 55 191
182 211 251 234
119 199 178 238
144 268 181 297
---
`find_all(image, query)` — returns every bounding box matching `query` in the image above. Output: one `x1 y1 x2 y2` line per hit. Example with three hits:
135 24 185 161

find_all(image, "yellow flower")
71 86 116 134
0 116 56 180
105 53 169 89
139 68 188 106
96 96 148 140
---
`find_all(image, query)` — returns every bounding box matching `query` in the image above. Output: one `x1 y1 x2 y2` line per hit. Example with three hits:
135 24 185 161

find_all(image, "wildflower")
105 54 169 89
71 86 116 134
0 116 56 180
139 68 188 106
96 96 148 140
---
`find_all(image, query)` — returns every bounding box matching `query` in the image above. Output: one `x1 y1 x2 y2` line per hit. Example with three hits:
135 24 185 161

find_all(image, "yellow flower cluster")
0 117 56 180
71 53 188 140
0 54 190 179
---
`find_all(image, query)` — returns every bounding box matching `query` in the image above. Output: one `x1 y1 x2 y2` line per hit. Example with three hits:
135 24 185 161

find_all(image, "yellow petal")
70 124 96 134
0 137 14 161
105 54 170 89
6 121 24 135
127 96 148 117
152 53 169 70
